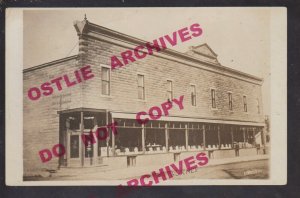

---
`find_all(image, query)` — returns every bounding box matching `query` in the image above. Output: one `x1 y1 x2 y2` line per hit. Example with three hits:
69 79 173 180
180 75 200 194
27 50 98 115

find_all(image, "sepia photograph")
5 7 286 186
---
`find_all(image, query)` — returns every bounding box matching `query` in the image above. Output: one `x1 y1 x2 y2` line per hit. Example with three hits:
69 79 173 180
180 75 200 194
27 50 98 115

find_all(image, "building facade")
23 18 266 176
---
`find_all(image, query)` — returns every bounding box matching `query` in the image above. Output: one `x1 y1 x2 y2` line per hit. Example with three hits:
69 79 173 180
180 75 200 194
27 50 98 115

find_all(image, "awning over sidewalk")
111 112 265 127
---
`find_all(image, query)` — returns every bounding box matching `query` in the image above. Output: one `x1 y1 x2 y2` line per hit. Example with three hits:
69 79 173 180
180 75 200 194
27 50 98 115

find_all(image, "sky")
23 8 270 115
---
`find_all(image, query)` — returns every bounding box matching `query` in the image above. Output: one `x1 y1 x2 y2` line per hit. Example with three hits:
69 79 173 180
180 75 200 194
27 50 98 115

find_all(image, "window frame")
167 80 173 101
228 92 233 110
101 65 111 96
211 88 216 109
243 95 248 112
190 84 197 106
137 74 145 100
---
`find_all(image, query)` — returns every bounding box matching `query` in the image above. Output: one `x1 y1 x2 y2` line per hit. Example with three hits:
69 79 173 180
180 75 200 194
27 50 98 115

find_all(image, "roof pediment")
190 43 218 58
185 43 220 65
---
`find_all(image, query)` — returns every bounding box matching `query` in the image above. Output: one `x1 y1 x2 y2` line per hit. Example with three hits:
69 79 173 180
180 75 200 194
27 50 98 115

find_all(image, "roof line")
84 21 263 82
23 55 78 73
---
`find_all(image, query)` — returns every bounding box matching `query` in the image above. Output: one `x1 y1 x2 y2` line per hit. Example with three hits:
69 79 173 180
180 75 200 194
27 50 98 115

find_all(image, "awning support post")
185 124 188 151
202 125 206 150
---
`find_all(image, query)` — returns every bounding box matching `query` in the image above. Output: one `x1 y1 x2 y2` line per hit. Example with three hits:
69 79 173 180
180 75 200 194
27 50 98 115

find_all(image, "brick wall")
80 35 264 123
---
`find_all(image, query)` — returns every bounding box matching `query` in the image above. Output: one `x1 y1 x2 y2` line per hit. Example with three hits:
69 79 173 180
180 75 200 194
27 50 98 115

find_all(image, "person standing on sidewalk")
256 143 261 154
234 142 239 156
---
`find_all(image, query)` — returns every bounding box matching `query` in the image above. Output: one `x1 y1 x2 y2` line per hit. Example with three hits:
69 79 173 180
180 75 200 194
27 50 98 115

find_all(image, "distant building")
23 18 266 176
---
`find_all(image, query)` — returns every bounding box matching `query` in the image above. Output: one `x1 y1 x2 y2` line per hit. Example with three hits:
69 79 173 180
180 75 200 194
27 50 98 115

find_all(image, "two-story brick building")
23 18 266 176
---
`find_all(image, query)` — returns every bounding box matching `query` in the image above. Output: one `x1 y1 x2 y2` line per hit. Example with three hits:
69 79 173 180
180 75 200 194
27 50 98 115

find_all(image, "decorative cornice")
73 20 89 35
74 20 263 83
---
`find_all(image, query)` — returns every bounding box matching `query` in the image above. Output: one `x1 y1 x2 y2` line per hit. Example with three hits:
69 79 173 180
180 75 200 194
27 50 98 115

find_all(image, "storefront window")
84 116 95 130
69 115 80 130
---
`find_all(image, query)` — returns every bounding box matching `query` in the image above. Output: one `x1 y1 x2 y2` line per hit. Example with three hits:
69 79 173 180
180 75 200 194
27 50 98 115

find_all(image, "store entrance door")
67 132 82 167
83 132 96 166
67 132 97 167
60 110 108 167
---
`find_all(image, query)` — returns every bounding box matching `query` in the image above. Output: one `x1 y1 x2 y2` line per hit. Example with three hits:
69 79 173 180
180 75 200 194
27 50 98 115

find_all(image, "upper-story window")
228 92 233 110
257 98 260 114
191 85 196 106
243 96 247 112
101 67 110 95
211 89 216 108
137 74 145 100
167 80 173 100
